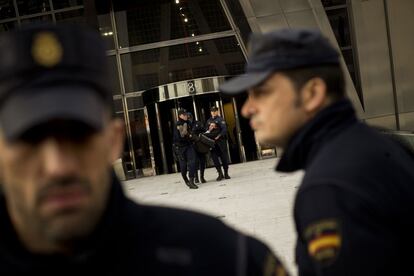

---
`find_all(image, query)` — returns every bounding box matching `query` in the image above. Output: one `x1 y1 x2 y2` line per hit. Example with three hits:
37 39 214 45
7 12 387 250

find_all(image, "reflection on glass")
98 14 114 49
326 8 351 47
0 0 16 19
55 8 85 24
21 14 52 25
17 0 50 16
0 21 17 33
52 0 83 10
128 109 153 177
321 0 346 7
114 0 231 47
121 36 245 92
223 0 251 46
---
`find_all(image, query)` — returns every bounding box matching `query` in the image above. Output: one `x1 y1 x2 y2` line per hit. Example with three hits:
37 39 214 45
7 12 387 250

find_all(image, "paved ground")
123 157 304 275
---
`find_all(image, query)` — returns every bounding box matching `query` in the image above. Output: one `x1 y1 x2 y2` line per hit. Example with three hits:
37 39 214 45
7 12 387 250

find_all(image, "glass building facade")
0 0 364 179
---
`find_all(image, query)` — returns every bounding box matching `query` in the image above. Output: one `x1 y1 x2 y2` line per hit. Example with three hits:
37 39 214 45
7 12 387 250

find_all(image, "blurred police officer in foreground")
206 106 231 181
0 24 289 275
220 28 414 276
173 109 198 189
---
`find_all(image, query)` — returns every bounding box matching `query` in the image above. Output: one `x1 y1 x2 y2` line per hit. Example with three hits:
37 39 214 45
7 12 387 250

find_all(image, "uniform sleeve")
218 118 227 137
245 235 290 276
294 184 390 276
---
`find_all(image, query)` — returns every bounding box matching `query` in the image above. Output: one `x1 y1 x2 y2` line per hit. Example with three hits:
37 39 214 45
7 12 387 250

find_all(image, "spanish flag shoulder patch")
304 219 341 266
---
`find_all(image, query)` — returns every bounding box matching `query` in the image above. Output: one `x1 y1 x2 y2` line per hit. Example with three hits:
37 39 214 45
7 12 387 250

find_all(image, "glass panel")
98 13 114 49
128 109 153 177
112 98 123 115
326 8 351 48
321 0 346 7
0 21 17 33
108 56 121 95
17 0 50 16
0 0 16 19
52 0 83 10
55 8 85 24
121 36 245 92
126 95 144 110
21 14 53 25
114 0 231 48
223 0 251 46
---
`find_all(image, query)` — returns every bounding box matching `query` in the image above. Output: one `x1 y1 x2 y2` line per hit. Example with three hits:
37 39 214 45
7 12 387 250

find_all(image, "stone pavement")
123 157 304 275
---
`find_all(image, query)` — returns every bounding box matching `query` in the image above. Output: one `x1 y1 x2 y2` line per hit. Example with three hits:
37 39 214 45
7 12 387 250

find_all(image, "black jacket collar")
276 98 357 172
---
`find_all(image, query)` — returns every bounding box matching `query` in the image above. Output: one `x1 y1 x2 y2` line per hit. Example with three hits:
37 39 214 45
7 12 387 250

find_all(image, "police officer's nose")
41 138 78 178
241 96 256 118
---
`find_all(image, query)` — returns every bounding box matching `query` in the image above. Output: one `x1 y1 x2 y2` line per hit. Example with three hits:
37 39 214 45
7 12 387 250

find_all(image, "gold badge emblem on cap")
31 31 63 67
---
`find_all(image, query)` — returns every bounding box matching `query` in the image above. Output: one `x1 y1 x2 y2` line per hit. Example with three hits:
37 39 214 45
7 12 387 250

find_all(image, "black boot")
224 168 231 179
194 172 200 183
200 171 207 183
187 177 198 189
216 167 224 181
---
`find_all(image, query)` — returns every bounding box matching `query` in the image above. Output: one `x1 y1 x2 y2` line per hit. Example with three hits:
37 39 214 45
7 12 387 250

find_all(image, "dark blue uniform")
277 99 414 276
173 117 197 188
0 175 289 275
206 115 230 180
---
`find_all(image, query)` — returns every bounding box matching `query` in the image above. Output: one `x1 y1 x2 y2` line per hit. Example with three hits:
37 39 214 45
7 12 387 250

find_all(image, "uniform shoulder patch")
304 219 341 266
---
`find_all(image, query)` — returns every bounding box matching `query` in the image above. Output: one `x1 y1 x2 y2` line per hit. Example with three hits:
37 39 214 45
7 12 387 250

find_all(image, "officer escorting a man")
206 106 231 181
0 24 290 275
220 28 414 276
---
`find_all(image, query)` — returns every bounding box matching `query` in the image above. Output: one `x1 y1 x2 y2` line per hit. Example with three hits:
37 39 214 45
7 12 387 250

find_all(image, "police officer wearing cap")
220 28 414 276
0 24 290 275
206 106 231 181
173 108 198 189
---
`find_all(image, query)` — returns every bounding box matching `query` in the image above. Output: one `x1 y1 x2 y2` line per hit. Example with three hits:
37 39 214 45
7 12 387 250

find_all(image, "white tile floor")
123 158 304 275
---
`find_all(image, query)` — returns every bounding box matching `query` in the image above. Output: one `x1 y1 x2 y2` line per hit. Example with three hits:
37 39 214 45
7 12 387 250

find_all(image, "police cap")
0 24 112 141
220 28 340 95
177 109 187 115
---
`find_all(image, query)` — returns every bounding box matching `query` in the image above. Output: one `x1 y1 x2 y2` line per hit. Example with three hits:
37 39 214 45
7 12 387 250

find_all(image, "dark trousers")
195 150 206 176
177 145 196 179
210 140 229 170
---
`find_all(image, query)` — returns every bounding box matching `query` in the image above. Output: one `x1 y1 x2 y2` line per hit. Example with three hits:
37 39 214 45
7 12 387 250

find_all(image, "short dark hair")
281 64 345 100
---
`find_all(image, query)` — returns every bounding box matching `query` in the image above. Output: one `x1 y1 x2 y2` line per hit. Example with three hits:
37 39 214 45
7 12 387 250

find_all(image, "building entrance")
141 76 260 175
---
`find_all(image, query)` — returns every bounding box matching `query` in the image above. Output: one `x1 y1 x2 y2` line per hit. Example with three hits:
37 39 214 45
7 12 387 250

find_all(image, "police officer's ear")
106 118 125 163
300 77 329 115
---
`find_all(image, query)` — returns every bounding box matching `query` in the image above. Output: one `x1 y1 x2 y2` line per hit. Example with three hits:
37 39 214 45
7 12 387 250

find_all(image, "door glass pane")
128 109 153 177
114 0 231 48
0 0 16 19
121 36 245 93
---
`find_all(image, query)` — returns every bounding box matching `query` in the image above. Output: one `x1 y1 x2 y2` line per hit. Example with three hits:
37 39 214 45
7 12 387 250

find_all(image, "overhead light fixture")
191 33 195 36
184 18 188 22
198 48 203 52
108 31 113 35
175 0 179 4
196 41 199 45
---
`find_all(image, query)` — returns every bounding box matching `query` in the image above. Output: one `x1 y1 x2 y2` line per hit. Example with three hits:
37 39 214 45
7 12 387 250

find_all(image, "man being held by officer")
173 109 198 189
220 28 414 276
206 106 231 181
0 24 290 275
